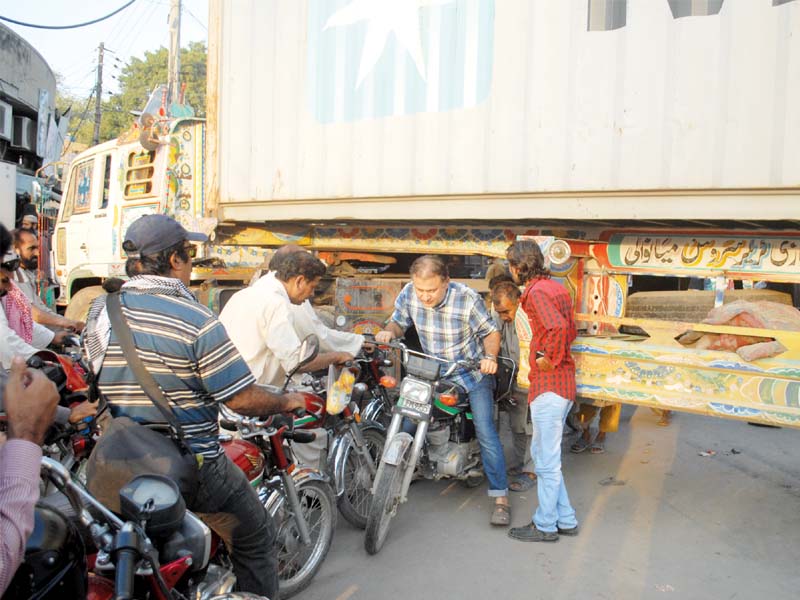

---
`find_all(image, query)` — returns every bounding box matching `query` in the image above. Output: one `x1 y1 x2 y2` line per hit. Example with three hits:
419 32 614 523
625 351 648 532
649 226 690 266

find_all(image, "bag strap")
106 292 191 451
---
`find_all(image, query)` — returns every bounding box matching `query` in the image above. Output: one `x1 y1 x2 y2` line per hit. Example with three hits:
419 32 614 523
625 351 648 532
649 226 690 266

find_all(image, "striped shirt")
86 277 255 459
520 277 577 402
390 281 497 390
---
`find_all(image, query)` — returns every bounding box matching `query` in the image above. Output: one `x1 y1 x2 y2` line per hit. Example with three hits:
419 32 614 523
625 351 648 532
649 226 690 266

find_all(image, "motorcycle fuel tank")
222 438 264 484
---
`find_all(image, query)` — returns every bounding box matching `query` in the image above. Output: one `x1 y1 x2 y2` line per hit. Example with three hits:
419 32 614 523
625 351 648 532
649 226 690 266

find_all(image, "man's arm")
0 307 42 369
480 331 501 375
0 357 59 594
296 302 364 355
375 321 404 344
225 384 306 416
29 305 84 332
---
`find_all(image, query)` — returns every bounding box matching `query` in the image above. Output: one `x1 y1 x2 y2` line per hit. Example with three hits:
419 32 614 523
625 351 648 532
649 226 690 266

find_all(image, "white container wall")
208 0 800 222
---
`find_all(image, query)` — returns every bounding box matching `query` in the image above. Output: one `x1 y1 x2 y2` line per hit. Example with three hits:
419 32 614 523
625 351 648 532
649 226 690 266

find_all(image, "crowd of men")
0 213 599 596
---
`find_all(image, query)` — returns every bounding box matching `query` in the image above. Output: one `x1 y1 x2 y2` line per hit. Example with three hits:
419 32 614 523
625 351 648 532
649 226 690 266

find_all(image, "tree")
57 41 207 146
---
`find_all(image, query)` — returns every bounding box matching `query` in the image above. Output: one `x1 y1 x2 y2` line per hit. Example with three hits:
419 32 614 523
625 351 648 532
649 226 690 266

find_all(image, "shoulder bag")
85 293 199 512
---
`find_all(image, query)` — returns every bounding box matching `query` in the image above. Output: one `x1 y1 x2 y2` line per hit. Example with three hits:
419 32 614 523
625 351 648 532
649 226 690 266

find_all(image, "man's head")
122 214 207 285
506 240 550 285
0 225 15 298
275 250 326 305
20 213 38 231
409 255 450 308
13 228 38 270
0 250 20 298
268 244 305 272
491 281 521 323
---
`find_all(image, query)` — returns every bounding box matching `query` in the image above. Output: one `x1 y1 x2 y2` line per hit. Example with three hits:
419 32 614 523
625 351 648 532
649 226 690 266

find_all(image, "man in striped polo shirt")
85 214 305 598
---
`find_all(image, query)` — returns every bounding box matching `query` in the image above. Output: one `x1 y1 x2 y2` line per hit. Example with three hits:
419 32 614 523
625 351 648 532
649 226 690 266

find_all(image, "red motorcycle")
219 335 337 599
6 457 267 600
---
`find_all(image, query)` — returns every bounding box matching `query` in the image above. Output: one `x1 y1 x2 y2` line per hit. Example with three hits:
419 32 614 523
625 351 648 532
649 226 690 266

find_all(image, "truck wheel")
625 289 792 322
64 285 106 322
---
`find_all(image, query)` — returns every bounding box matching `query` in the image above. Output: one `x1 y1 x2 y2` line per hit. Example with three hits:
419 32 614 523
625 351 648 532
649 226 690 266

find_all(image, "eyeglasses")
183 244 197 259
0 258 20 272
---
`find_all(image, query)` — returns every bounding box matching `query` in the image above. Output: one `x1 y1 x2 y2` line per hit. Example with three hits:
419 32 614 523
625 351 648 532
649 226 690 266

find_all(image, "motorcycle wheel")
364 461 405 555
270 479 336 599
338 428 385 529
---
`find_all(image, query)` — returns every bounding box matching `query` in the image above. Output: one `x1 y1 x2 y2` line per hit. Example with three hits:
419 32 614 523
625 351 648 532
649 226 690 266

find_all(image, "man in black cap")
84 214 303 598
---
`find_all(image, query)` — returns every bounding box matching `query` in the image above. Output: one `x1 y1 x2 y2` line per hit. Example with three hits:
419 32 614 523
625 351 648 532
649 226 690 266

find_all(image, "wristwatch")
484 354 497 362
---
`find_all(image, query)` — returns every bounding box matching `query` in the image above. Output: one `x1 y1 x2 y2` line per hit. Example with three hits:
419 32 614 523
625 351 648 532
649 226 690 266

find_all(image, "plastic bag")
326 364 355 415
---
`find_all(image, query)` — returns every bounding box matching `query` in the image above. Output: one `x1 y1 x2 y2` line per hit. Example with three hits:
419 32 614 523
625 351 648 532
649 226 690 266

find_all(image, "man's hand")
536 355 554 372
51 330 72 346
68 400 98 424
283 392 308 412
333 352 354 364
375 330 395 344
66 319 85 333
5 356 59 445
480 358 498 375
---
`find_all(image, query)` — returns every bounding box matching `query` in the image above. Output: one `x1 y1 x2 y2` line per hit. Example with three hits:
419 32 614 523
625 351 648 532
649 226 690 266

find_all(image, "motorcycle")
219 335 337 599
302 364 385 530
363 341 515 555
5 457 268 600
355 336 399 427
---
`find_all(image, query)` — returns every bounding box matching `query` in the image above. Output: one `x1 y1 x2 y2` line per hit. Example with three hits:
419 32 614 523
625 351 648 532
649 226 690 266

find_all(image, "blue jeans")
402 375 508 496
530 392 578 533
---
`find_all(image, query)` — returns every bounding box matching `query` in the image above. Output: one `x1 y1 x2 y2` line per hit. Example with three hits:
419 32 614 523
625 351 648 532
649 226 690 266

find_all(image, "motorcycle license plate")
398 397 431 416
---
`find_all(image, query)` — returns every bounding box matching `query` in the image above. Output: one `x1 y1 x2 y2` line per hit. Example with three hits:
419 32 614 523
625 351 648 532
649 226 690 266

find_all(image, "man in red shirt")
505 240 579 542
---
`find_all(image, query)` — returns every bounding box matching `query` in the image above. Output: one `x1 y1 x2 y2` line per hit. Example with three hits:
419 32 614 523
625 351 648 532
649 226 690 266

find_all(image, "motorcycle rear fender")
327 422 385 497
381 432 414 466
261 467 331 516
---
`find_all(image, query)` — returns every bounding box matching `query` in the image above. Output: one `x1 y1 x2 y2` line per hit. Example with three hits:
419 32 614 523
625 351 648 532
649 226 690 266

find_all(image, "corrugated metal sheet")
209 0 800 221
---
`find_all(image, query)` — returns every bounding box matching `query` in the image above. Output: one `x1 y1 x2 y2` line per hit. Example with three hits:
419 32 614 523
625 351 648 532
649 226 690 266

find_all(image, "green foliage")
57 41 207 147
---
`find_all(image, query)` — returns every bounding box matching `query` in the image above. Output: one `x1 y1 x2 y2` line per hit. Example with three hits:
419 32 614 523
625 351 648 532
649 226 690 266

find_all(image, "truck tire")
625 289 792 323
64 286 106 322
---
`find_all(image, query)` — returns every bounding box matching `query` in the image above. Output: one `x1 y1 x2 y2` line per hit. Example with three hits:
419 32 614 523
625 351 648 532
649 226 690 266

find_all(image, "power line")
0 0 139 30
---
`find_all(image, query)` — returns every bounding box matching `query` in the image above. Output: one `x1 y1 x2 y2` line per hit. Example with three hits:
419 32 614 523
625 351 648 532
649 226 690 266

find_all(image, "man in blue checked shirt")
376 255 511 526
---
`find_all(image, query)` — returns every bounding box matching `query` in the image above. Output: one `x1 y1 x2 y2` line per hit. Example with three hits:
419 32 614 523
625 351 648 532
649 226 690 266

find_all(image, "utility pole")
92 42 104 145
167 0 181 108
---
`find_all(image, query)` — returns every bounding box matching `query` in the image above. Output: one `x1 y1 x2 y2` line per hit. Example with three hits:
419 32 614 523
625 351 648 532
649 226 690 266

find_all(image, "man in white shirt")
0 252 70 370
268 244 364 356
220 250 354 386
12 229 83 332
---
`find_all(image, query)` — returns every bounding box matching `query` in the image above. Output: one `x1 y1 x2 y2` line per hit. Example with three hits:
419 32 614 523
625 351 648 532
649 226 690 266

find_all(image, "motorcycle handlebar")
114 547 138 600
285 430 316 444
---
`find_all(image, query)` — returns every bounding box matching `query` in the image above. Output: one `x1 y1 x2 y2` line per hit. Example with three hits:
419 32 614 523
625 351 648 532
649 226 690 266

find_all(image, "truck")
52 0 800 427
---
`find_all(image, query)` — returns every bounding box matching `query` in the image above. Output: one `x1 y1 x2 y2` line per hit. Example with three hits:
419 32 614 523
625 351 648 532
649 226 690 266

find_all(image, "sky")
1 0 209 99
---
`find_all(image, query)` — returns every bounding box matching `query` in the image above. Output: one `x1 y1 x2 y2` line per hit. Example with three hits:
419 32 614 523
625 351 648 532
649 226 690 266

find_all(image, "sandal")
509 473 537 492
570 437 591 453
490 503 511 526
590 442 605 454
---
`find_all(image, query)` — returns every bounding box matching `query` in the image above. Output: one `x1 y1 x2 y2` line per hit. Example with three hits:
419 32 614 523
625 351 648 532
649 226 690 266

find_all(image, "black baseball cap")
123 214 207 257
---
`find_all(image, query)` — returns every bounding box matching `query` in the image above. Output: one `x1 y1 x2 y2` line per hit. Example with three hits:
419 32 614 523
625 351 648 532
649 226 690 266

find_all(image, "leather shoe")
508 523 558 542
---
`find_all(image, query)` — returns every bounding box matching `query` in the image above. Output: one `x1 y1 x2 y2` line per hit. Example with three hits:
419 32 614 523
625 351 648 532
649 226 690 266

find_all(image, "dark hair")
268 244 304 271
491 281 521 305
275 250 325 283
506 240 550 284
488 273 515 290
0 224 11 256
12 228 37 247
125 239 190 277
410 255 449 280
102 278 125 293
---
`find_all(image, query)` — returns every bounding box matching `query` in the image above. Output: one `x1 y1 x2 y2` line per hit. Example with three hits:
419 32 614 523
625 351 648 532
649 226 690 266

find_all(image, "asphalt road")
299 406 800 600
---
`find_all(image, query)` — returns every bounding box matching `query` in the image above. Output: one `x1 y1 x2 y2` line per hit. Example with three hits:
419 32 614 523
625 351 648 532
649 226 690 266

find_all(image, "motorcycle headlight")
399 378 432 404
